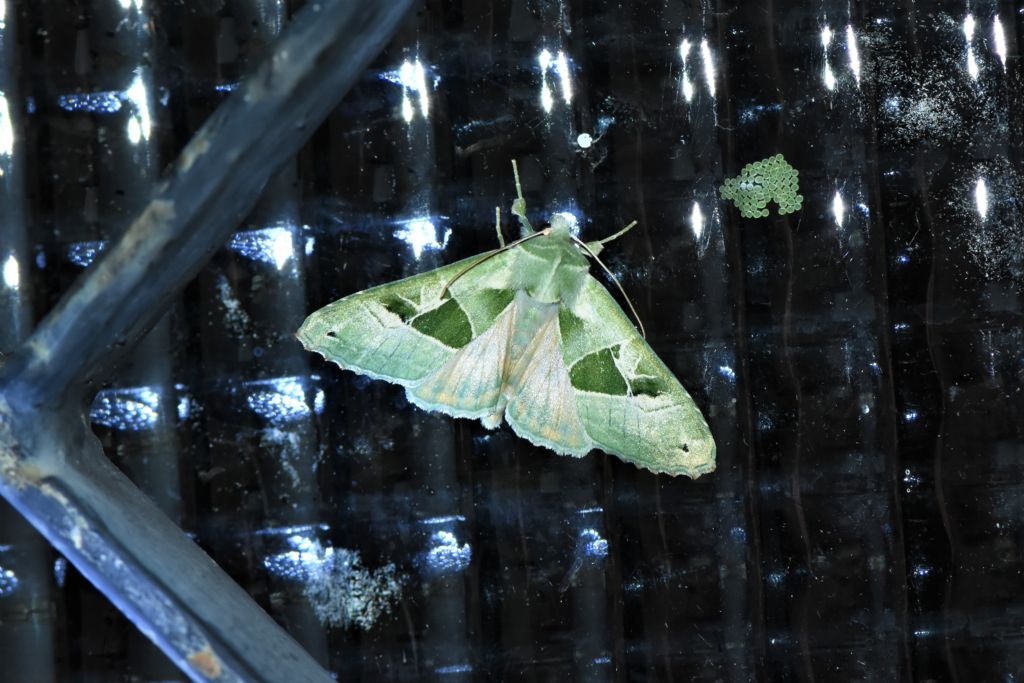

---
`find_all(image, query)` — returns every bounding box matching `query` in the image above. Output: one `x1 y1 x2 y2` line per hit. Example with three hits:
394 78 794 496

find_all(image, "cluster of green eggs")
719 154 803 218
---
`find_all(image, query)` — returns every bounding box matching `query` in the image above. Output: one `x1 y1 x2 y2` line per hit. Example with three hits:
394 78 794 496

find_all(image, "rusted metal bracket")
0 1 414 680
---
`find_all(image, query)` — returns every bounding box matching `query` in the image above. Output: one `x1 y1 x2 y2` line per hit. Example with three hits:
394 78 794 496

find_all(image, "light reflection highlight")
227 226 295 269
821 26 836 91
700 38 716 98
395 217 450 259
0 566 17 597
690 201 704 240
57 91 123 113
832 191 846 227
53 558 67 588
436 664 473 675
91 386 161 431
67 240 107 268
555 50 572 104
264 535 403 631
975 177 988 220
579 528 608 558
537 48 573 112
993 17 1007 69
551 211 580 237
125 69 152 144
963 14 979 80
679 39 694 101
0 93 13 157
425 530 472 574
396 58 430 123
846 25 861 85
2 254 18 290
245 376 311 424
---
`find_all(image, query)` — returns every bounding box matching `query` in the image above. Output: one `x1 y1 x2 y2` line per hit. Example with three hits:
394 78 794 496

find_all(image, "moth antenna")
494 206 505 247
571 235 647 339
598 220 638 245
510 159 535 235
440 228 549 297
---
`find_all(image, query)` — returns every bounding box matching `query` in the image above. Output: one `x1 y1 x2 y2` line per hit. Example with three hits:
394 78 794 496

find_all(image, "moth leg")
494 206 505 248
510 159 535 235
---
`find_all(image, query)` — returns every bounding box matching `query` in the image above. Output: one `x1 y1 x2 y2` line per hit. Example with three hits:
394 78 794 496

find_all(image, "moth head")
546 211 580 240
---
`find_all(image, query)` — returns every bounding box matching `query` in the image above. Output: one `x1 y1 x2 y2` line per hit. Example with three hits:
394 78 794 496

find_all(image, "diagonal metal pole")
0 1 414 681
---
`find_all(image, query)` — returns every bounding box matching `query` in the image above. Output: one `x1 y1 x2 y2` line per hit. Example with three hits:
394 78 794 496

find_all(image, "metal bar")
0 1 414 681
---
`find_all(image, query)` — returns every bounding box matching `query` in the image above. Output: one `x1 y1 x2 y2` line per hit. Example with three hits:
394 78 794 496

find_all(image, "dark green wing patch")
381 294 419 322
473 288 515 326
411 298 473 348
569 347 629 396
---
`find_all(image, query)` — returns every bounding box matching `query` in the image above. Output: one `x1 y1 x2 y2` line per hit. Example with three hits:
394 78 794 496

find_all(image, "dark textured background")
0 0 1022 680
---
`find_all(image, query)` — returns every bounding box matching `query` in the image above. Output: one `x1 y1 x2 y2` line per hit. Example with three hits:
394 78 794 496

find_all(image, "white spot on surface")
124 69 151 143
2 254 18 289
577 133 592 149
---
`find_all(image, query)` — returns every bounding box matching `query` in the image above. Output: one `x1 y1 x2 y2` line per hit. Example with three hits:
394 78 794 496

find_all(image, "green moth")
297 162 715 477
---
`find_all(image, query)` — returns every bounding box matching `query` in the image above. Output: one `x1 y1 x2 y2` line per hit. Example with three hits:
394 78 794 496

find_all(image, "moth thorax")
547 213 575 239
